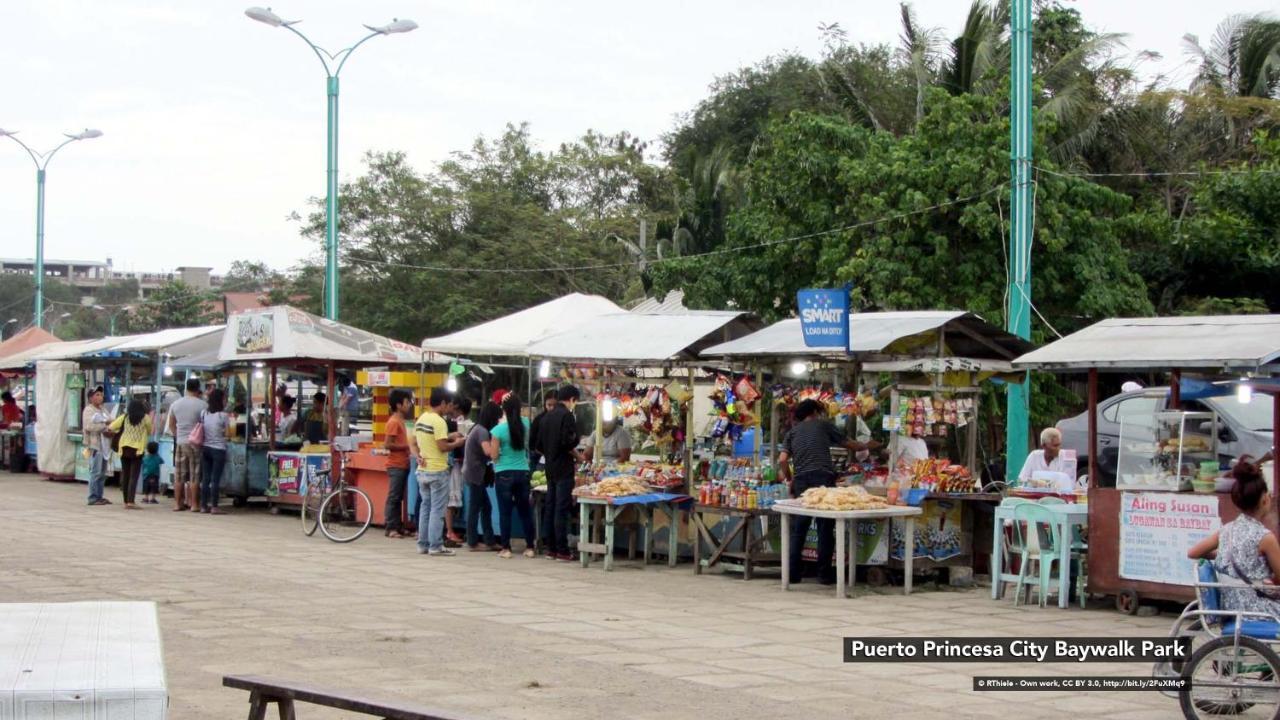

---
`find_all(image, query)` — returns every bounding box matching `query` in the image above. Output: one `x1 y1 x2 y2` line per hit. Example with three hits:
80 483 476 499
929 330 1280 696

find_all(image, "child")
141 441 164 505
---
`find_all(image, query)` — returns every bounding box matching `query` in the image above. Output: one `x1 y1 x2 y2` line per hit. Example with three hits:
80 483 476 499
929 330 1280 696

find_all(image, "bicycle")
300 448 372 543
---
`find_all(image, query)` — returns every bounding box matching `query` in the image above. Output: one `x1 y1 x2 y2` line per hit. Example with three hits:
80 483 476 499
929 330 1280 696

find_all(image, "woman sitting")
1188 458 1280 614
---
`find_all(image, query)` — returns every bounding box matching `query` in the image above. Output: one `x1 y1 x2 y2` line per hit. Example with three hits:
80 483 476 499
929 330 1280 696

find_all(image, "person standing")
528 391 558 551
199 388 232 515
493 393 537 559
82 387 112 506
338 376 359 436
382 389 414 539
304 392 328 445
166 378 206 512
778 399 880 583
412 388 465 556
140 441 163 504
539 385 582 561
108 399 153 509
462 401 501 551
445 396 471 546
0 391 22 428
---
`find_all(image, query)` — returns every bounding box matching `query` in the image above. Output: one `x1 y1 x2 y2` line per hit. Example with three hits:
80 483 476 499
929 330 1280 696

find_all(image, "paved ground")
0 472 1184 719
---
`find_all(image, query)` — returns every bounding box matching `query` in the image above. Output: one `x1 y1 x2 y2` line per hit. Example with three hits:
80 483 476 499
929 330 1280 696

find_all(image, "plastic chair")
1011 502 1056 606
1037 496 1066 505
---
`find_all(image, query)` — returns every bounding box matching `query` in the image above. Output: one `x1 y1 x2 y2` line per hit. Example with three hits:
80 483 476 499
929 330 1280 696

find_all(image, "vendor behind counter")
303 392 329 444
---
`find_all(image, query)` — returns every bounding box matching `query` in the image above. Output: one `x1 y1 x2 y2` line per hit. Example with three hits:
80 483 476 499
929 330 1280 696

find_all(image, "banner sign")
797 288 849 348
1119 492 1219 585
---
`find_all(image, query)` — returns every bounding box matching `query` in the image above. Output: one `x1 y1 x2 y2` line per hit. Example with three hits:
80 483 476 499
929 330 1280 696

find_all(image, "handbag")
188 411 205 446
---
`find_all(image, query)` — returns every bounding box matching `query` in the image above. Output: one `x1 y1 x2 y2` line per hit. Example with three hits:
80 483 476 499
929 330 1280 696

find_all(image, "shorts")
143 474 160 495
448 465 463 508
175 444 201 486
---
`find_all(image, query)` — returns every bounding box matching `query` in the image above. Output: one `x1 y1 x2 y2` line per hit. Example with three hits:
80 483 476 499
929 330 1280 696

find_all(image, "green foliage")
220 261 282 293
132 281 216 332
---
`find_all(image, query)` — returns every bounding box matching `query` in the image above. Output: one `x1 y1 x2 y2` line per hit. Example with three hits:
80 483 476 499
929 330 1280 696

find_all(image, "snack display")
798 486 890 511
904 459 977 494
573 475 650 497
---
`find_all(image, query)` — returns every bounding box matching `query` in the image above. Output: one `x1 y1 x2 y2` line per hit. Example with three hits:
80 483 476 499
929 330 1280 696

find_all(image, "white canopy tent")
420 293 623 359
219 306 424 366
527 311 758 363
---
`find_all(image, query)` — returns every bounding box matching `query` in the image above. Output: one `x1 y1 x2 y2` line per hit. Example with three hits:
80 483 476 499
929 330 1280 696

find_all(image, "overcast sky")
2 0 1275 276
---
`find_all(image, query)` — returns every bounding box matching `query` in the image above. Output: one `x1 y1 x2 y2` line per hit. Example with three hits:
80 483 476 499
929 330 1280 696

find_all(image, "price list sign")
1119 492 1219 585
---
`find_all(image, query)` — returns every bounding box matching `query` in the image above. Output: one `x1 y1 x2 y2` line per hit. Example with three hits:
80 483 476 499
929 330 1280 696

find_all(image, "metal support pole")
752 364 763 465
1087 369 1098 489
34 169 46 328
1005 0 1034 481
769 364 779 468
324 76 341 320
269 367 277 451
685 366 695 493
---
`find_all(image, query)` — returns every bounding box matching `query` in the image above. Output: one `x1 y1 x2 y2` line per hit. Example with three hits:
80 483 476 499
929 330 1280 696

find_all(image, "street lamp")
2 318 16 341
0 127 103 328
92 304 133 335
244 6 417 321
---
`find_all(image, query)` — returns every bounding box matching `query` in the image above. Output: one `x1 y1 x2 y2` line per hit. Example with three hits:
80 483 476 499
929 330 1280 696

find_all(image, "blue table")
991 501 1088 609
576 494 690 571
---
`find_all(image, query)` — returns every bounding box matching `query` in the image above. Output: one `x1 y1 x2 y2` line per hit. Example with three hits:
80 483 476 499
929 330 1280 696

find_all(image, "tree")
220 261 283 293
132 281 216 332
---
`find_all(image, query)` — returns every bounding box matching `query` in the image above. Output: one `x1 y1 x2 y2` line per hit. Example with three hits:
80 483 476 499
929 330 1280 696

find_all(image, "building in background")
0 257 222 301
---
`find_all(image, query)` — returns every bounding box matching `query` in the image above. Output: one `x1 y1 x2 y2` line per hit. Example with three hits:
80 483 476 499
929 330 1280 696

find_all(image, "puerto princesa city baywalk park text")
844 637 1190 663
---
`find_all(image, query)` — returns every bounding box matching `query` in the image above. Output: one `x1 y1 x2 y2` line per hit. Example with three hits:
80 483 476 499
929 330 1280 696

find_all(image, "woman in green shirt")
491 393 536 558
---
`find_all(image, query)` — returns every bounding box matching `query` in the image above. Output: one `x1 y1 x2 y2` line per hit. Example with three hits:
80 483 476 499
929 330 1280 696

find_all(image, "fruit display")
798 485 890 511
573 475 650 498
904 458 977 494
531 470 546 488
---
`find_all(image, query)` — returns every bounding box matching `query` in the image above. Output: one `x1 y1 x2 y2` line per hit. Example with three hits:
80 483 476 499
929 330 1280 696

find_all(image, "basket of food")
798 486 890 511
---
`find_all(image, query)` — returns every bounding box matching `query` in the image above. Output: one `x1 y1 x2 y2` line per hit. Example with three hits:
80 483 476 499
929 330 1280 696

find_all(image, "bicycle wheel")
319 486 373 543
1180 635 1280 719
301 480 325 537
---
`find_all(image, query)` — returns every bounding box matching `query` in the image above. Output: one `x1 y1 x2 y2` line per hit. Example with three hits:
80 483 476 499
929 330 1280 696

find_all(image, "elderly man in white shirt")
1018 427 1071 487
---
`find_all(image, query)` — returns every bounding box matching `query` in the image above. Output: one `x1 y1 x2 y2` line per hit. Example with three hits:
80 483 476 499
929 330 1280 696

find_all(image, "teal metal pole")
1005 0 1033 481
35 169 46 328
325 76 340 321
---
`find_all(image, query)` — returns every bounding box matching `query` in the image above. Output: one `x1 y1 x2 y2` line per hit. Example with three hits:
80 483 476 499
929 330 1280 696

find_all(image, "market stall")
1013 314 1280 612
0 326 59 471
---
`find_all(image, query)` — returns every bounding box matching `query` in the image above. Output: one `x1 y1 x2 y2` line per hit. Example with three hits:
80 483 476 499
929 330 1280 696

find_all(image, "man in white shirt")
1018 427 1070 486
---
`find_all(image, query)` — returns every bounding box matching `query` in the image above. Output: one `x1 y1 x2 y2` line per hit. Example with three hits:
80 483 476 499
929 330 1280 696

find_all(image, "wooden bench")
223 675 472 720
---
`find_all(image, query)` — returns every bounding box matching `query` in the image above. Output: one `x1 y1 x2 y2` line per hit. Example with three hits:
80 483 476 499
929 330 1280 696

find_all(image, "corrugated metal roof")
109 326 223 353
421 293 623 358
527 311 758 362
1013 315 1280 371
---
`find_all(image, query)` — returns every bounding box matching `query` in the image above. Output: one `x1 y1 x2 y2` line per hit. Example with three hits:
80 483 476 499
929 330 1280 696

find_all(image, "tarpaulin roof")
421 293 623 358
1013 315 1280 372
702 311 1033 361
166 330 227 370
108 325 223 353
2 337 133 367
527 311 760 363
219 306 424 366
0 326 59 363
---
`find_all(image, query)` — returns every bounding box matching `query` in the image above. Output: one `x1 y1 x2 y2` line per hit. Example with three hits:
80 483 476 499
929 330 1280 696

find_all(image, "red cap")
491 389 508 404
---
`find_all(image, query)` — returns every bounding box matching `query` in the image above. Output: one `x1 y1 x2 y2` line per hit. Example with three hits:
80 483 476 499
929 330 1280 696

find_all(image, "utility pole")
1005 0 1033 480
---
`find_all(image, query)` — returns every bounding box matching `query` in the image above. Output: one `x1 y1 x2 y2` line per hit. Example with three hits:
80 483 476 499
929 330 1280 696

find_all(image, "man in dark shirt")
778 399 881 583
528 392 560 553
539 385 582 561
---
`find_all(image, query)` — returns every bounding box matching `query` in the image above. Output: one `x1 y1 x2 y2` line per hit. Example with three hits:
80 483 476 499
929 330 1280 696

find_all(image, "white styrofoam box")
0 603 167 720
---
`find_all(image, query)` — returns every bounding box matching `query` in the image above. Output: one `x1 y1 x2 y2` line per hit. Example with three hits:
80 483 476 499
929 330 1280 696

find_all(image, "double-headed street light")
92 304 133 335
0 128 104 328
244 6 417 321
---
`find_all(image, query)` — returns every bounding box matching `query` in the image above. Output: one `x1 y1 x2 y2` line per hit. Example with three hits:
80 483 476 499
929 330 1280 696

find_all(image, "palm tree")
1184 14 1280 99
897 2 946 126
940 1 1009 96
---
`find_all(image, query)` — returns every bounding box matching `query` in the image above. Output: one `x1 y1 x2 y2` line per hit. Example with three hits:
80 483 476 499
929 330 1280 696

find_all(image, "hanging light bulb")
445 376 458 392
163 366 174 378
1237 382 1253 404
790 361 808 377
538 359 552 379
253 370 265 380
601 398 616 423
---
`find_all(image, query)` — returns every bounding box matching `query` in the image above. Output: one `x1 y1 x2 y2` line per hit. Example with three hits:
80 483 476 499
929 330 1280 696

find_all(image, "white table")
991 501 1089 609
0 601 167 719
772 501 923 599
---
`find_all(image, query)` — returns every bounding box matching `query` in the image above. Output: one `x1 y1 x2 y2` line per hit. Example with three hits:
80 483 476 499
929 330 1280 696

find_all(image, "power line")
1034 165 1280 179
345 186 1008 275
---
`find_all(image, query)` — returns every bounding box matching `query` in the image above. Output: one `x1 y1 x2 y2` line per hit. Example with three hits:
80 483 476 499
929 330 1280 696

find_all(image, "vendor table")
691 504 780 580
773 501 923 599
577 494 689 571
991 501 1088 609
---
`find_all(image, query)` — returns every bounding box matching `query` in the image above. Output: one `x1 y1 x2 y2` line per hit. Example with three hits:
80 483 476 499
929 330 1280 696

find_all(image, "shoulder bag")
188 410 205 446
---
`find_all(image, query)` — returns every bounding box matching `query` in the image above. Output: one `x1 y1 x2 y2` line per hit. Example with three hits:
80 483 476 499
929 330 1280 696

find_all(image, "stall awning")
107 326 223 354
218 306 424 366
1012 315 1280 372
527 311 760 363
420 293 623 358
0 326 59 365
5 336 135 366
702 311 1033 361
166 330 227 371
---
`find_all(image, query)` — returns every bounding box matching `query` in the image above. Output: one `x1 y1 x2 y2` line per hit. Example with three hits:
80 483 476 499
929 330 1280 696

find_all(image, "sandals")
386 530 407 539
523 549 537 558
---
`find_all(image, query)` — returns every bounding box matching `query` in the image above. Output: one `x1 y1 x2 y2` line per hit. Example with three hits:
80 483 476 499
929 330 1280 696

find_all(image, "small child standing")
141 441 164 505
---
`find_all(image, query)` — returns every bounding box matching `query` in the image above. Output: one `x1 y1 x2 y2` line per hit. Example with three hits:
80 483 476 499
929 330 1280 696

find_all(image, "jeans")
495 470 535 551
119 447 142 505
465 484 495 547
87 450 107 504
384 466 409 534
416 470 450 552
545 473 575 555
789 470 837 578
200 446 228 510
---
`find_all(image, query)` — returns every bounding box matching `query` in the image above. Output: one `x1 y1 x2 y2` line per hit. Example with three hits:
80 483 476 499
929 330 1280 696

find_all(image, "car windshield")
1205 393 1275 432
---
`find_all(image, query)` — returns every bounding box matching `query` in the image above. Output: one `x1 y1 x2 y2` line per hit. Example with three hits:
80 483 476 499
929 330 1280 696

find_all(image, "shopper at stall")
463 401 501 552
304 392 328 444
1016 427 1071 486
338 376 359 436
445 396 473 546
82 387 111 506
528 392 558 471
275 395 298 441
412 388 465 556
540 385 582 561
383 389 414 539
582 417 632 463
108 399 153 510
167 378 206 512
140 441 163 505
778 399 881 583
1188 458 1280 614
0 391 21 428
493 393 537 559
200 388 232 515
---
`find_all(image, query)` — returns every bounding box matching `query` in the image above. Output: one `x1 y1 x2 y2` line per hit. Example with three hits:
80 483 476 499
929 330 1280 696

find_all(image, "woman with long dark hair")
491 393 536 558
463 401 502 551
108 398 153 508
200 388 232 514
1189 458 1280 614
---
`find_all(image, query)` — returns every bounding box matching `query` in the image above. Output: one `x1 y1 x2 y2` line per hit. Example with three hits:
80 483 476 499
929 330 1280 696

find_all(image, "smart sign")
797 288 849 348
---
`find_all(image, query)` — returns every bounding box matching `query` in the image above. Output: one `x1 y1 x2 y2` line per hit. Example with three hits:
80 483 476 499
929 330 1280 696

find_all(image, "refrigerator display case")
1117 410 1218 492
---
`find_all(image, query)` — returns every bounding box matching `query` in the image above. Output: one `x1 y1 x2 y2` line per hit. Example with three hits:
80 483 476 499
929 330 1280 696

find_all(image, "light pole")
0 128 103 328
244 6 417 321
2 318 16 341
92 304 133 335
48 311 72 336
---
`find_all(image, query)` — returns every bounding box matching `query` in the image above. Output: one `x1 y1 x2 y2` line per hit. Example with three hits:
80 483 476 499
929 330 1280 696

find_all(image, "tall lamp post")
0 128 103 328
1005 0 1033 480
92 304 133 335
244 6 417 321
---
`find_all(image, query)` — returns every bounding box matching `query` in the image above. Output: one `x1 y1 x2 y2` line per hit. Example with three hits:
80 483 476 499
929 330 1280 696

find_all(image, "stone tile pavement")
0 473 1183 719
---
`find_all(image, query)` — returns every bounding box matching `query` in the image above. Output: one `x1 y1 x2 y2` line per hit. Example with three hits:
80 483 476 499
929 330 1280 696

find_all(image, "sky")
2 0 1276 276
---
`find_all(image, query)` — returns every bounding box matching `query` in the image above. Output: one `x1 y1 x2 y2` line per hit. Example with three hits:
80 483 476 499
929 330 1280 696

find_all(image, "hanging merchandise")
709 374 759 443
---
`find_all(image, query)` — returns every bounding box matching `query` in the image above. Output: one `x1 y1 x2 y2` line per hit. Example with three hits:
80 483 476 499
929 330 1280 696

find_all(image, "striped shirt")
783 420 845 475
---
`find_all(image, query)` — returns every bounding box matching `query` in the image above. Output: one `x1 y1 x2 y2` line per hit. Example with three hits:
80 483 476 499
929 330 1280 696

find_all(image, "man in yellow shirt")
413 388 464 555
